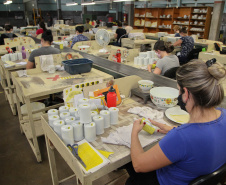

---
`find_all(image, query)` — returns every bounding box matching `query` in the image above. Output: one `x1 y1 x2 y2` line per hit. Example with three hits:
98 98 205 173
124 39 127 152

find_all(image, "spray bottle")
21 46 26 59
107 86 117 108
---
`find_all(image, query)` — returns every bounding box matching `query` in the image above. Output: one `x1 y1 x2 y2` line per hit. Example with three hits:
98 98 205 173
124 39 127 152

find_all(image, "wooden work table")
11 68 113 162
41 96 180 185
0 59 27 115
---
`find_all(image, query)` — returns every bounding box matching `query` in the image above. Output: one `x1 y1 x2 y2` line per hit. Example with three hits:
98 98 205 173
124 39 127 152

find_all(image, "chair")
163 67 179 79
189 163 226 185
114 34 128 47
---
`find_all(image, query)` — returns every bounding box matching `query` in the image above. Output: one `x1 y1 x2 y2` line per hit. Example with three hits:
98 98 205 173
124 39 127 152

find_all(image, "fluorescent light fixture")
113 0 134 2
95 0 111 4
66 2 78 6
81 2 96 5
4 0 12 4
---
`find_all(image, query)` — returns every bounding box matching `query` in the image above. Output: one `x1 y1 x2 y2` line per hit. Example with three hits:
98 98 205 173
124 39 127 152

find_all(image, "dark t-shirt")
29 46 60 63
0 33 17 45
180 36 194 57
116 28 126 42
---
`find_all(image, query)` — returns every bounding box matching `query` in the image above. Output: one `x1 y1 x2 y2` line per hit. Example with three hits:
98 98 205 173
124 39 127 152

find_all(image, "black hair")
39 21 47 31
96 20 100 25
179 27 187 34
76 26 84 33
154 40 174 53
86 18 90 23
124 22 128 26
41 30 53 44
118 22 122 27
5 25 13 31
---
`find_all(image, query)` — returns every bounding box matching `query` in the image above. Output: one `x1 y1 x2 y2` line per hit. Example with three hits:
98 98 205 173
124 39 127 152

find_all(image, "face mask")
178 94 187 111
156 52 161 59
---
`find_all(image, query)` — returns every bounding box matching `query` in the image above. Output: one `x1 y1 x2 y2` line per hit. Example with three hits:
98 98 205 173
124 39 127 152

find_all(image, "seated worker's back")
26 30 60 69
0 25 17 45
71 26 89 48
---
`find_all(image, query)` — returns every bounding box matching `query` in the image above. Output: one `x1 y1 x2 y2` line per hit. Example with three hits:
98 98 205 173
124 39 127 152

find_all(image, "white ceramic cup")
17 52 23 60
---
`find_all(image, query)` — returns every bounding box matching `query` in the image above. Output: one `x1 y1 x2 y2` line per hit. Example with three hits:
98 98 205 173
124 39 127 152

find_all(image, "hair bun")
45 29 52 35
165 41 174 53
208 62 226 81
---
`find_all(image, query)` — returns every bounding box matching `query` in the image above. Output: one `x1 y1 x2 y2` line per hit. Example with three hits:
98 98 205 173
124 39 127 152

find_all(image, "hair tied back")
206 58 216 68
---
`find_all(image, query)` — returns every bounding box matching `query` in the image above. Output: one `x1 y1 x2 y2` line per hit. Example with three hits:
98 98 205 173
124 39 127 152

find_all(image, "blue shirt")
175 33 180 37
157 108 226 185
71 34 89 48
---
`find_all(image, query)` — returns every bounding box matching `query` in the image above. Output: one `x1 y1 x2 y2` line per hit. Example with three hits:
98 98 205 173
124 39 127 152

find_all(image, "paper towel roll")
65 116 76 125
144 58 149 65
48 109 58 118
109 107 119 125
60 112 71 121
59 106 69 113
61 125 74 145
71 120 84 141
93 115 104 135
79 103 91 123
91 111 98 119
53 120 65 138
100 110 110 128
84 122 96 142
134 57 138 65
49 115 60 128
78 98 89 106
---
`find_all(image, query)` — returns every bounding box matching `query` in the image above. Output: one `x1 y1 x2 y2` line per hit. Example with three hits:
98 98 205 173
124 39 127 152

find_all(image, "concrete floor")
0 86 128 185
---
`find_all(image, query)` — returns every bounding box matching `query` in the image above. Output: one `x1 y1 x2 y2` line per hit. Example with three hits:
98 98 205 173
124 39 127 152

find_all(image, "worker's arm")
26 61 35 69
131 119 172 173
153 67 161 75
173 39 182 46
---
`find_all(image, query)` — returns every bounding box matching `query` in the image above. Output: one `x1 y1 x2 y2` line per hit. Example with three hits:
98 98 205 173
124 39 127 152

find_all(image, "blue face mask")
178 94 187 111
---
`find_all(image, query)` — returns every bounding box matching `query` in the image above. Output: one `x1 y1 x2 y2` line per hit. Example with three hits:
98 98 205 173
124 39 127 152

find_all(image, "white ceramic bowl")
150 87 179 108
138 80 154 91
78 45 90 52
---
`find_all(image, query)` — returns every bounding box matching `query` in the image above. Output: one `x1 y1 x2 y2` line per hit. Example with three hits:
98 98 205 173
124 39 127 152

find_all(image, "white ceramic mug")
17 52 23 60
4 54 10 61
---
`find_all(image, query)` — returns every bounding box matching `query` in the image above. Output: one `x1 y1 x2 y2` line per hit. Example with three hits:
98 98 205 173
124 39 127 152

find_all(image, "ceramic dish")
138 80 154 91
78 45 90 52
150 87 179 108
165 105 190 124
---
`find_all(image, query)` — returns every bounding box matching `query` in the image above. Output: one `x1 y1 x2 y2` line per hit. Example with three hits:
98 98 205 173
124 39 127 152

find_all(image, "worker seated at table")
147 40 179 75
32 21 47 38
124 22 133 34
26 30 60 69
0 25 17 45
83 18 93 32
70 26 89 48
126 59 226 185
114 22 127 46
173 25 181 37
95 20 100 28
173 27 194 65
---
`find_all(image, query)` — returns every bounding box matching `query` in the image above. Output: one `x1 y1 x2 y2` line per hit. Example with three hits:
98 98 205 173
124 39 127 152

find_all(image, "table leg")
25 97 42 162
45 136 59 185
5 70 16 115
14 88 23 134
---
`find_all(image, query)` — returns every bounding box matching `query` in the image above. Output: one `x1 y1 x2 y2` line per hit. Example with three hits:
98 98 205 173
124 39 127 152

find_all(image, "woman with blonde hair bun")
125 59 226 185
173 25 180 37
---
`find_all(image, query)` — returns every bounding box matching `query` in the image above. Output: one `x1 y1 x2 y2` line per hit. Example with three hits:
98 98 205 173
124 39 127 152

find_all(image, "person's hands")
132 119 144 134
148 119 175 134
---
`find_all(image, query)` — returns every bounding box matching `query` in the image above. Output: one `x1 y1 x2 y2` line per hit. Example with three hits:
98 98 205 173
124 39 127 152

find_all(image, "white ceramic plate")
165 106 190 124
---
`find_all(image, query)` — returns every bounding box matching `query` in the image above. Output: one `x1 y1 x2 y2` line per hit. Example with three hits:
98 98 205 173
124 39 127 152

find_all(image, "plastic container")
62 59 93 75
22 46 26 59
107 86 117 108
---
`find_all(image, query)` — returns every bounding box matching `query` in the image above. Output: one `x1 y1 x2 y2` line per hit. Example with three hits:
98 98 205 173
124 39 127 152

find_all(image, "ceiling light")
4 0 12 5
81 2 96 5
66 2 78 6
95 0 111 4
